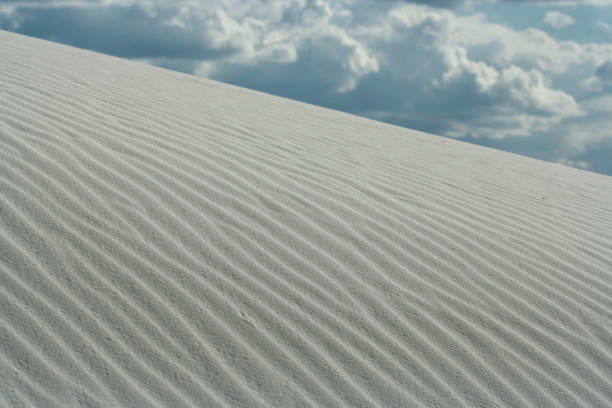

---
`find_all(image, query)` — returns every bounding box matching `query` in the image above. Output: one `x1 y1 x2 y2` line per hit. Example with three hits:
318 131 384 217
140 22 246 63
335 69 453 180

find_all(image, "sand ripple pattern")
1 30 612 407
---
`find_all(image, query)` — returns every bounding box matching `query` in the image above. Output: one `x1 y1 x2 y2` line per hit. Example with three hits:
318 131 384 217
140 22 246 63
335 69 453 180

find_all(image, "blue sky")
1 0 612 175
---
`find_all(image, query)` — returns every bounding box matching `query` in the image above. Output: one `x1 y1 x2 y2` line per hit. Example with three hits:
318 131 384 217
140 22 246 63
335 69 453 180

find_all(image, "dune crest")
1 30 612 407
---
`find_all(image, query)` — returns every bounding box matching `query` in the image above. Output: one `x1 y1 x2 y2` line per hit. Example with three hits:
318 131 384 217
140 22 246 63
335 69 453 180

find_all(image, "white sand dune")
1 29 612 408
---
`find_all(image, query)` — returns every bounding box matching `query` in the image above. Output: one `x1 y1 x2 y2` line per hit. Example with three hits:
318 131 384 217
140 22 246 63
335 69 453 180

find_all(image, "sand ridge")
1 29 612 407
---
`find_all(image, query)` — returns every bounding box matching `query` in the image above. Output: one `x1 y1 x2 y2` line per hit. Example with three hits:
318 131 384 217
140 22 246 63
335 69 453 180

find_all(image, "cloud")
358 5 588 135
542 10 575 28
1 0 612 174
595 60 612 83
597 19 612 32
537 0 612 5
1 5 235 59
378 0 612 7
379 0 477 7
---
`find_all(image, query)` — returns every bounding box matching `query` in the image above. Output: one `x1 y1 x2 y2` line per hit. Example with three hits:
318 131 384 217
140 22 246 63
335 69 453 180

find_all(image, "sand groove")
1 30 612 407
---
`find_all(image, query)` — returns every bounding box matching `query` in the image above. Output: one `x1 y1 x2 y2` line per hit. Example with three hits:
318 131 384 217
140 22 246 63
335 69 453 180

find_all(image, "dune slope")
1 30 612 407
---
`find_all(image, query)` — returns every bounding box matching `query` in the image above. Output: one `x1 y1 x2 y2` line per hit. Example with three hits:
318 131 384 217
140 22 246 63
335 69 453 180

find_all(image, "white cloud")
542 10 575 29
355 5 589 138
597 19 612 32
557 158 591 170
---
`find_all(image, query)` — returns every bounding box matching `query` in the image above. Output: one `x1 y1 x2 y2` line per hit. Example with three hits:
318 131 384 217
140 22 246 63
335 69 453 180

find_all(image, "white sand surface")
1 29 612 407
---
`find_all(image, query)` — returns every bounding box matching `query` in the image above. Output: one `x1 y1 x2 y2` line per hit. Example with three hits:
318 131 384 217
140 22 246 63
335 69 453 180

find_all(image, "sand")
1 29 612 407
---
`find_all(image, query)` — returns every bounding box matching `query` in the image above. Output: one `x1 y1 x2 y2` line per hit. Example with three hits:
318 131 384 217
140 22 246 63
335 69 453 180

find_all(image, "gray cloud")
596 60 612 82
1 5 238 59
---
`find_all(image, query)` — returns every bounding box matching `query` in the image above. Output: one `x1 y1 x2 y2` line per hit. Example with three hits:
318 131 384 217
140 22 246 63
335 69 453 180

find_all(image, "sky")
1 0 612 175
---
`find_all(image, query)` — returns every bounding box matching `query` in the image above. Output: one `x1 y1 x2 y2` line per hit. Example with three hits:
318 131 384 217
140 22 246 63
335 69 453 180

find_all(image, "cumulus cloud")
349 5 589 139
1 0 612 174
542 10 575 28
